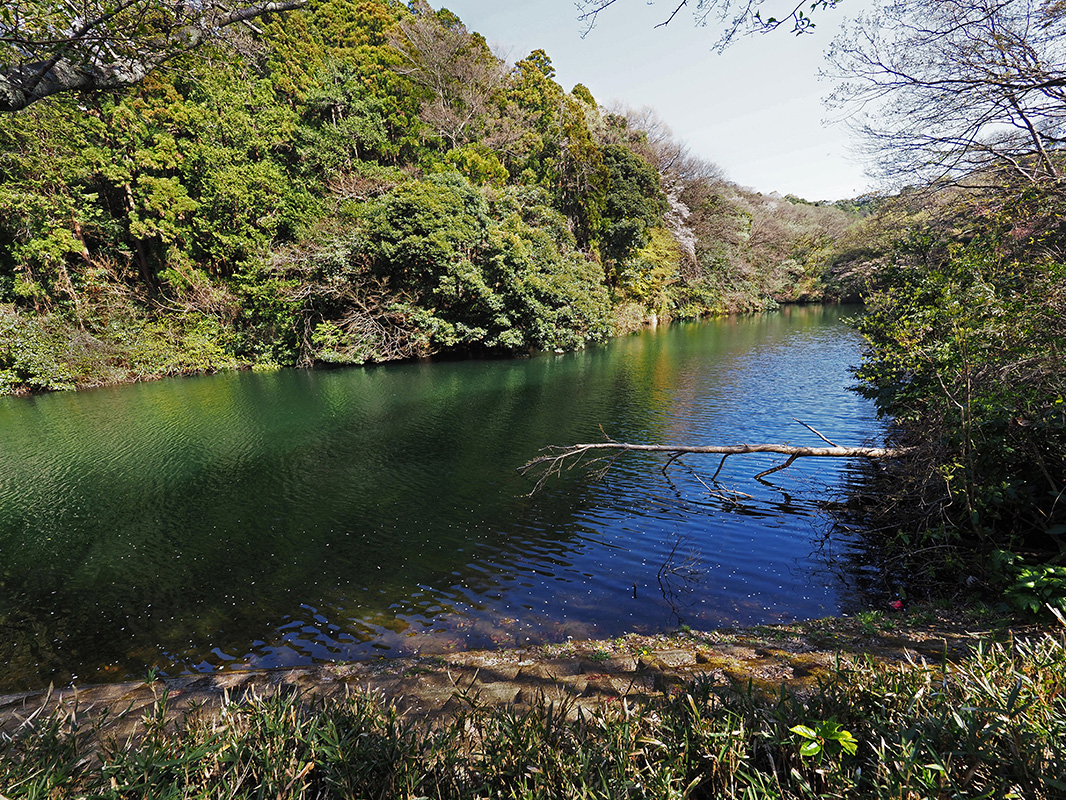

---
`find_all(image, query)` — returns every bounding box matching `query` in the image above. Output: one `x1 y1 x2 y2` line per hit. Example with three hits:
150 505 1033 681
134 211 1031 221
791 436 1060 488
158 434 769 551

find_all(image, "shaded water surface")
0 306 880 690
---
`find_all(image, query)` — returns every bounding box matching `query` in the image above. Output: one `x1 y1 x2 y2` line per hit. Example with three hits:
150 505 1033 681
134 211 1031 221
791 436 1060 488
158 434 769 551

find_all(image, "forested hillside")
0 0 856 395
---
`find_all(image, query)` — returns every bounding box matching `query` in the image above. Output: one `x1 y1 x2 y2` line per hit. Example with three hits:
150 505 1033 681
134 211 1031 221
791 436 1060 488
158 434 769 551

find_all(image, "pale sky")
438 0 875 202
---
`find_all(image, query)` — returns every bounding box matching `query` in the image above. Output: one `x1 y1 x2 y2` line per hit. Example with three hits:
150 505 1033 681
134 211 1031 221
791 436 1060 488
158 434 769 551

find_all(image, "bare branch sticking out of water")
520 435 911 493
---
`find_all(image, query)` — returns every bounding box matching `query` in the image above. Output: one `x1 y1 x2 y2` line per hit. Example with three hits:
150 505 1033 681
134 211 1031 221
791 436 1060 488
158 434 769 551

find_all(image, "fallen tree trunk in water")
521 438 913 491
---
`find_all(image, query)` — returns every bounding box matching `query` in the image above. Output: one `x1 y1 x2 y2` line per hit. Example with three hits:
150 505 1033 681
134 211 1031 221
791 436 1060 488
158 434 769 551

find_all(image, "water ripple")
0 306 882 689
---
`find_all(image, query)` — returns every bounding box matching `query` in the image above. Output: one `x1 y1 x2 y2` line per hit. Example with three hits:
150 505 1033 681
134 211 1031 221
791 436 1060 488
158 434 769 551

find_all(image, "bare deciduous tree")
389 0 509 150
605 105 727 278
575 0 842 48
827 0 1066 188
0 0 305 112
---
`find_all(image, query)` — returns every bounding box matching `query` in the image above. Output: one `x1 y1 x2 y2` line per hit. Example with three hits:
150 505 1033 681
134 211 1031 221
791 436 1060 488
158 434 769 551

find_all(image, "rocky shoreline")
0 605 1025 745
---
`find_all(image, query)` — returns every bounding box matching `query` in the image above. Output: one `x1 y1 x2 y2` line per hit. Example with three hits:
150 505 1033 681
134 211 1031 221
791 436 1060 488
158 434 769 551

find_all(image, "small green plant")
905 609 937 626
1009 563 1066 613
855 610 896 635
790 718 858 760
993 550 1066 614
588 649 610 663
855 611 881 635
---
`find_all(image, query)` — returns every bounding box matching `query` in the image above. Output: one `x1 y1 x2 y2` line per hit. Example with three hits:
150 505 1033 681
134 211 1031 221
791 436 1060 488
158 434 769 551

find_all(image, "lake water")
0 305 881 691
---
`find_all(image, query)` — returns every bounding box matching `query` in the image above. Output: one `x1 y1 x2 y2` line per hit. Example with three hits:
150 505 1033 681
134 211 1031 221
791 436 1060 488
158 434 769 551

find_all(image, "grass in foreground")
2 625 1064 799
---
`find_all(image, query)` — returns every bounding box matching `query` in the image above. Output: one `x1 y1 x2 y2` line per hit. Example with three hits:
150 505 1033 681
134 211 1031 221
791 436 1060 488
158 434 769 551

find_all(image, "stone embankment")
0 608 1019 742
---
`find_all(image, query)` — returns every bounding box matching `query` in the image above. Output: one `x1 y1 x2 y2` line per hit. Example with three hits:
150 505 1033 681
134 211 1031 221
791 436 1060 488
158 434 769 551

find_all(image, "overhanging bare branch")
521 438 912 492
0 0 306 112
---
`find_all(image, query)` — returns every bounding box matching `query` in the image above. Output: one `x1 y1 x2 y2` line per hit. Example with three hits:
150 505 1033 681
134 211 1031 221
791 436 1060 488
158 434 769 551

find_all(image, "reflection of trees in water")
0 442 626 691
808 462 916 613
655 534 706 627
643 451 888 625
0 309 873 690
0 355 644 690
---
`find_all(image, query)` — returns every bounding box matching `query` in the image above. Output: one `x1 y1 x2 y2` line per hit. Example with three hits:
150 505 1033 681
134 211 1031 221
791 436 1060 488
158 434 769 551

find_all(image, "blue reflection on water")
0 306 881 689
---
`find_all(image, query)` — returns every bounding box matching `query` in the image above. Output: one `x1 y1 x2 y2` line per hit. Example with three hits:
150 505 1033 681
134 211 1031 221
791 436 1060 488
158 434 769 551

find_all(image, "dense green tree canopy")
0 0 856 394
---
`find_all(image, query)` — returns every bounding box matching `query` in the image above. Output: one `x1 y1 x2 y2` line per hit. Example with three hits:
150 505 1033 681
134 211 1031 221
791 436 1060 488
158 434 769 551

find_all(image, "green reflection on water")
0 306 870 690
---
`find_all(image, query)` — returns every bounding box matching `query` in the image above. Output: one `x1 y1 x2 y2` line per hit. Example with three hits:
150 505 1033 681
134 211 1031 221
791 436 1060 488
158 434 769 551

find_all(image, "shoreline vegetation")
0 300 845 399
2 604 1064 798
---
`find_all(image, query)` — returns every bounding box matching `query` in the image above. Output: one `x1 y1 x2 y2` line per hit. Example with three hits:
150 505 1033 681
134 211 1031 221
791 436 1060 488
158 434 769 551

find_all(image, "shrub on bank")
852 244 1065 601
0 304 242 393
